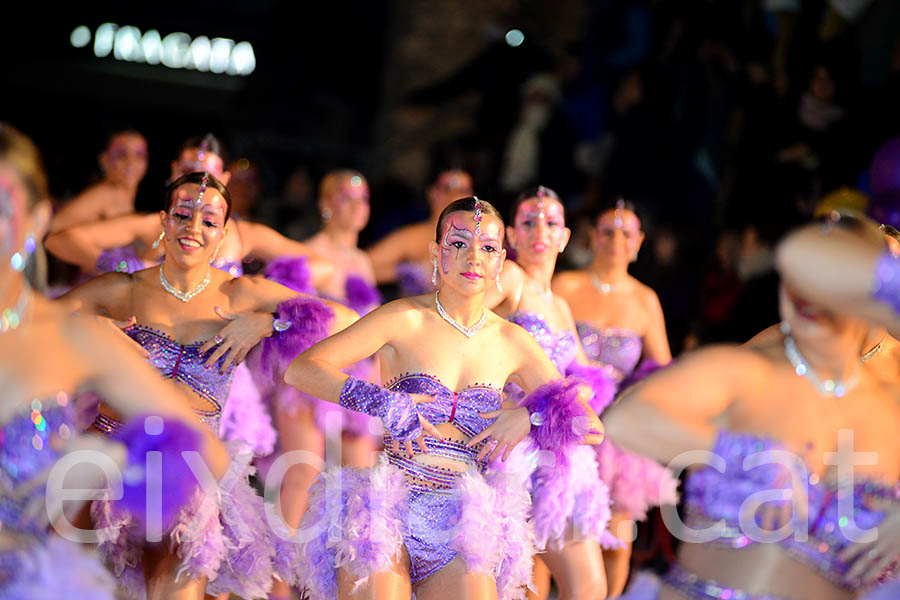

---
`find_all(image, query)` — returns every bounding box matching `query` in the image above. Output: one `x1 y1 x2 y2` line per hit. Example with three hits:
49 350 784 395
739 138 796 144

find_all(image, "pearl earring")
321 208 332 222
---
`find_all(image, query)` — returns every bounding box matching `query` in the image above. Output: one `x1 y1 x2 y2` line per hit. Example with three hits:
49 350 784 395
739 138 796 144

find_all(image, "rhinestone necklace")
590 272 616 294
159 267 211 303
434 291 485 338
783 332 858 398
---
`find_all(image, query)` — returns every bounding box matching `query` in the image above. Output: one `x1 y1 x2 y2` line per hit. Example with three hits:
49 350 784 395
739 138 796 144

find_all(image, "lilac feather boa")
517 377 597 469
565 362 617 415
345 274 381 314
264 255 316 295
246 296 335 393
111 415 204 535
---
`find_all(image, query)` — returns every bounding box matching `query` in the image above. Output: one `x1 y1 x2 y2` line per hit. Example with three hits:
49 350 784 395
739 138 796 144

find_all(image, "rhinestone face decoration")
194 172 210 206
473 198 483 236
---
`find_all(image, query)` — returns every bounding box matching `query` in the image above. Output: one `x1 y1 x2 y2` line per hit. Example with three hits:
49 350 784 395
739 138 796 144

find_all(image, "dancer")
264 168 382 600
552 198 677 596
0 123 227 599
608 214 899 600
486 186 619 599
280 197 604 600
56 171 357 600
49 128 148 232
367 168 473 295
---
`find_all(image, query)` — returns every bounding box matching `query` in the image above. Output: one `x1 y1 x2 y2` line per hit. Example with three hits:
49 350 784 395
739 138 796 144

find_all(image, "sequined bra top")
576 322 642 383
683 430 899 588
126 325 236 430
508 312 578 373
0 394 77 537
385 373 502 439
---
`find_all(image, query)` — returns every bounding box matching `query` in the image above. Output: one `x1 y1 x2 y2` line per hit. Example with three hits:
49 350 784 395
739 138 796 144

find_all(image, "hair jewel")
614 197 625 228
197 133 214 163
473 197 483 235
195 172 210 206
535 185 547 220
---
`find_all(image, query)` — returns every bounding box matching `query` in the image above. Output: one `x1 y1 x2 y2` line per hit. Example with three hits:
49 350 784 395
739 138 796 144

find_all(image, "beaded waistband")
384 436 485 493
662 563 785 600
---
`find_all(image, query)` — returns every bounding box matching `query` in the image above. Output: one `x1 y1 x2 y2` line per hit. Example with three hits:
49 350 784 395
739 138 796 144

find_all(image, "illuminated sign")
70 24 256 76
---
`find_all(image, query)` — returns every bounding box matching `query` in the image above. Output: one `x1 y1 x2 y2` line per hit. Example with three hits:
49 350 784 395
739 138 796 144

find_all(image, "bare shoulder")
551 269 584 293
632 277 661 306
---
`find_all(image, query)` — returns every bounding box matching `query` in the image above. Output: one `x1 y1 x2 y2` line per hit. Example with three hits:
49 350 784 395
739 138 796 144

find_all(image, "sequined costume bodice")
576 322 642 383
0 394 77 537
126 325 236 431
385 373 502 439
508 312 578 373
683 430 899 588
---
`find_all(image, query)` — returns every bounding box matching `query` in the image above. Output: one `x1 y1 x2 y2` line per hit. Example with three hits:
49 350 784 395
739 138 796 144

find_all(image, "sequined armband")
871 250 900 316
339 376 421 442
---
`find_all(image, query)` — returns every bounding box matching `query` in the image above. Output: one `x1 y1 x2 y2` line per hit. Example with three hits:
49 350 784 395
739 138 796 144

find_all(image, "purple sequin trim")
339 376 421 442
872 250 900 315
662 563 784 600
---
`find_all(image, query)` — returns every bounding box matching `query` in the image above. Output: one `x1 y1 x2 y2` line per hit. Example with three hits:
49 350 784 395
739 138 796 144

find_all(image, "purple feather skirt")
91 441 284 600
0 536 117 600
219 362 277 457
291 452 535 600
594 439 679 521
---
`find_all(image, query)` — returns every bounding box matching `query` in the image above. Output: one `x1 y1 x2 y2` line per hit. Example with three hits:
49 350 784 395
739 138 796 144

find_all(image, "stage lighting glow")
70 26 91 48
79 23 255 75
505 29 524 47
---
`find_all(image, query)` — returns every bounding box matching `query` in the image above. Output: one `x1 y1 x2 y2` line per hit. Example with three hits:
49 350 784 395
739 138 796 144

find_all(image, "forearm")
45 230 103 272
284 356 348 404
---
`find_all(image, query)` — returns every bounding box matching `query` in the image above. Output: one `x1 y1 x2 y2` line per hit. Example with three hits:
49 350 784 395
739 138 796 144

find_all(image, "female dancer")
264 168 382 600
281 197 605 600
0 123 227 599
552 199 677 596
50 128 148 232
606 213 899 600
367 168 474 295
485 186 619 599
57 171 357 600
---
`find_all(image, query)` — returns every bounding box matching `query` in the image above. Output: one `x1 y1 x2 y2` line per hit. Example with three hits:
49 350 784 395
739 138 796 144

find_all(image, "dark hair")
177 133 228 164
435 197 503 242
881 224 900 243
509 185 563 223
102 127 145 151
590 197 639 226
164 172 232 222
0 123 48 209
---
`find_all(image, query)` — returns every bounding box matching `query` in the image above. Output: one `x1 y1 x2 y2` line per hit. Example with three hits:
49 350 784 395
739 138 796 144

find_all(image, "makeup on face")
439 213 503 282
434 171 474 197
167 187 226 253
597 210 641 242
515 197 565 255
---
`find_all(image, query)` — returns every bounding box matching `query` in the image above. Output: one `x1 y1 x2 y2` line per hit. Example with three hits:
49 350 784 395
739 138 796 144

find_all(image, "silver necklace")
783 332 858 398
0 283 31 333
434 291 485 338
159 267 211 303
590 272 615 294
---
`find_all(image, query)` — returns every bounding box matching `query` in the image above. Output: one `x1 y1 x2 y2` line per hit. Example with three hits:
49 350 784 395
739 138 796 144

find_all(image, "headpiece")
195 172 210 206
473 197 483 235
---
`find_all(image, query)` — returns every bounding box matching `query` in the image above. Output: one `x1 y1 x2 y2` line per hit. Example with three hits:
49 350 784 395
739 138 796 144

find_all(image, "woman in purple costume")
262 169 383 600
0 124 228 599
280 197 604 600
606 214 899 599
552 199 678 596
56 171 357 599
485 186 619 599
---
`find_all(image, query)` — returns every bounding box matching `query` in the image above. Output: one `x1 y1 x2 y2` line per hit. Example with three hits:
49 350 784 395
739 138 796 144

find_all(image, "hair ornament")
195 172 210 206
473 197 483 235
614 197 626 228
536 185 546 220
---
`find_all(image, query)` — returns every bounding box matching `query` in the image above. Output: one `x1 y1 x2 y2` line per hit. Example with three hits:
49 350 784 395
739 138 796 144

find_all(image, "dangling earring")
496 275 503 294
780 321 791 336
558 244 566 254
431 261 438 286
209 238 224 265
321 208 332 222
10 233 37 272
151 230 165 249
